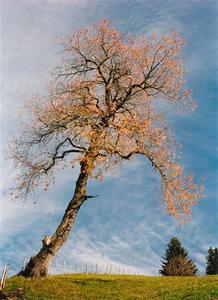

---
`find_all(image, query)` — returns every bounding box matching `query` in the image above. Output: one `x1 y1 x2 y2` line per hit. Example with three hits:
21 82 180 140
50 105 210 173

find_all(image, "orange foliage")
10 19 203 221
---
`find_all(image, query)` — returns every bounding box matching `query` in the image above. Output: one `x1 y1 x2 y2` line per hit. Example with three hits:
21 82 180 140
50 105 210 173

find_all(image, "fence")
0 265 8 290
2 259 143 277
48 260 141 275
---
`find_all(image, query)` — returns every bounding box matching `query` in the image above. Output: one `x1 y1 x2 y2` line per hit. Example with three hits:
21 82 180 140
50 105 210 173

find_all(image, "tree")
206 247 218 275
10 20 202 277
164 255 198 276
159 237 197 276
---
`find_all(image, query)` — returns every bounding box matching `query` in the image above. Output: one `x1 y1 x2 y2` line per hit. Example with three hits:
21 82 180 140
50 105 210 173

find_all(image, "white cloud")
0 0 217 278
54 229 146 275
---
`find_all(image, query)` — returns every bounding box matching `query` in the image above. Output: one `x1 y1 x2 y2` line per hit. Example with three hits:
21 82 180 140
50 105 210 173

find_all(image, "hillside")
3 274 218 300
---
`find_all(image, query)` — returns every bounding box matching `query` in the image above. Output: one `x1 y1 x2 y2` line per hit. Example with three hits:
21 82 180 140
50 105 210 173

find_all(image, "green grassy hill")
4 274 218 300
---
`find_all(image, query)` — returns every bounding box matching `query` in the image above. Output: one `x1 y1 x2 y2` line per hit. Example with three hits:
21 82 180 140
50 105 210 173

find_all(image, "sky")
0 0 217 276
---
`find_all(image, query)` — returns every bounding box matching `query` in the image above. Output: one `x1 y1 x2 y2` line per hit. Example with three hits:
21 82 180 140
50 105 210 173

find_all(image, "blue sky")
0 0 217 275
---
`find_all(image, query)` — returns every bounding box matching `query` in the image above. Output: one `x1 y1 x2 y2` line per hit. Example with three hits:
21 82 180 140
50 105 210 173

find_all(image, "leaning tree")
10 20 202 277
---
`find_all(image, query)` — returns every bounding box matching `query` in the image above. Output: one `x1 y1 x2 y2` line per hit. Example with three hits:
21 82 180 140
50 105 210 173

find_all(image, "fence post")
54 260 57 275
109 264 112 274
0 265 8 290
105 264 109 274
3 265 8 290
63 260 66 273
56 261 58 274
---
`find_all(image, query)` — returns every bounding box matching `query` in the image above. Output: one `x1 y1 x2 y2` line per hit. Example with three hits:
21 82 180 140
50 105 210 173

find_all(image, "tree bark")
18 161 90 278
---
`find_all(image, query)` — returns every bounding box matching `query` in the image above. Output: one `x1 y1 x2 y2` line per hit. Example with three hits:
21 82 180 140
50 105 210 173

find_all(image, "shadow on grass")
71 278 114 286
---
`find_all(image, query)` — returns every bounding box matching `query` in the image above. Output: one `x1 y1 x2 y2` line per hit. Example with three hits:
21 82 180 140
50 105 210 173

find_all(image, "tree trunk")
18 161 90 277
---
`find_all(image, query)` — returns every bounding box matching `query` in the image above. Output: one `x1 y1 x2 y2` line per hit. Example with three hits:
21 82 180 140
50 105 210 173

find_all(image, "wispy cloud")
0 0 217 278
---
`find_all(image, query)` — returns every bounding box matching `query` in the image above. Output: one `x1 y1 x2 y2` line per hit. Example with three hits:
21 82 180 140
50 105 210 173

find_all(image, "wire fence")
47 260 141 275
1 258 143 277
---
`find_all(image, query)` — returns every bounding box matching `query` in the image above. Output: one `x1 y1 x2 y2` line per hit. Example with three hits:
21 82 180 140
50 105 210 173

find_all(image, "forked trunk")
18 161 90 277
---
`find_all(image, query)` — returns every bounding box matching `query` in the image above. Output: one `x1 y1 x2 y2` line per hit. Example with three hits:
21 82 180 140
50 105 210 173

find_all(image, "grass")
5 274 218 300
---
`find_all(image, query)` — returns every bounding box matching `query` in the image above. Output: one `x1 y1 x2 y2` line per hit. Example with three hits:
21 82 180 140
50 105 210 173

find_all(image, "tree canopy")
206 247 218 275
10 20 202 222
